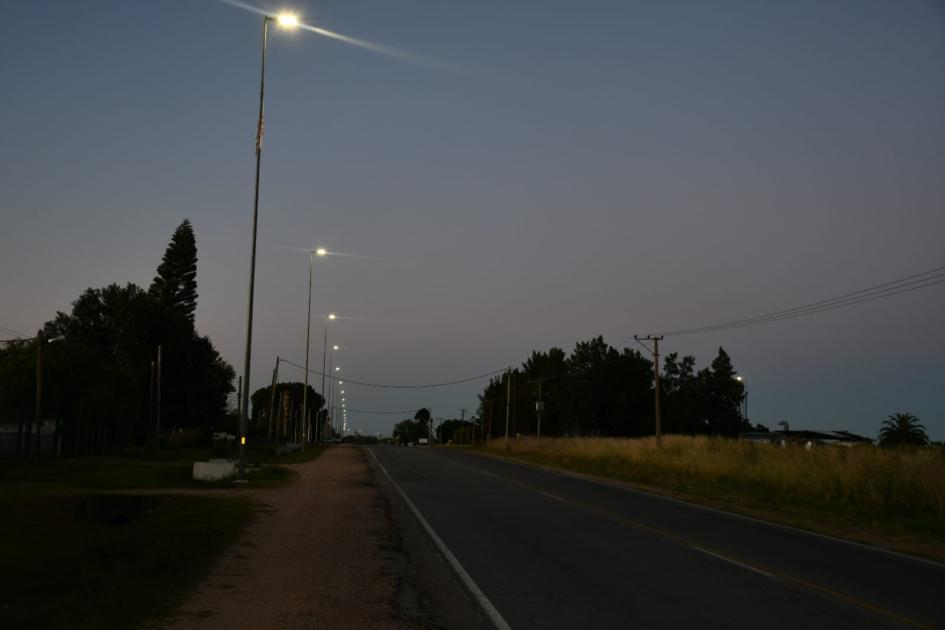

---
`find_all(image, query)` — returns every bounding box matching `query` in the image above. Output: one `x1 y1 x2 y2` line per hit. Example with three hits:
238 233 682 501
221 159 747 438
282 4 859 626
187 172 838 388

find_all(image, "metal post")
239 16 271 481
321 323 328 440
302 251 313 449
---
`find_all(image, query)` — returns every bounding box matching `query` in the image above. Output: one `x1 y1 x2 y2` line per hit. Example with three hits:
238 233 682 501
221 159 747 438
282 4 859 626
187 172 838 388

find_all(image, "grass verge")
0 493 253 630
0 444 328 626
480 436 945 562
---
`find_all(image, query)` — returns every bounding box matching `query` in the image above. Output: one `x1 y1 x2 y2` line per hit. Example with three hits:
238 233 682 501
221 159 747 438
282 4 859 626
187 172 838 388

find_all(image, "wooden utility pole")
34 329 43 457
149 361 156 450
535 378 544 442
155 345 163 449
459 408 467 444
236 376 242 417
635 335 663 445
267 357 280 439
504 368 511 450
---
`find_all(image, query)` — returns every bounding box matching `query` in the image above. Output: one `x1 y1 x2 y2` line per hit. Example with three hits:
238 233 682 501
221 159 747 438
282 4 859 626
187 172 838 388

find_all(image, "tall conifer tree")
150 219 198 324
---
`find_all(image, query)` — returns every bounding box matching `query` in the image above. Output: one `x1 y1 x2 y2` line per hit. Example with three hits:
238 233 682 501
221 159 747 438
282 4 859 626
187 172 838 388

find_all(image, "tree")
393 419 426 444
150 219 198 325
879 413 928 447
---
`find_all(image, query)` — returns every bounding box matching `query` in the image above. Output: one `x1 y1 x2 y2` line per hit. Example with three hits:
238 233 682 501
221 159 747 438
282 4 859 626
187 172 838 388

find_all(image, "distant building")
739 429 873 447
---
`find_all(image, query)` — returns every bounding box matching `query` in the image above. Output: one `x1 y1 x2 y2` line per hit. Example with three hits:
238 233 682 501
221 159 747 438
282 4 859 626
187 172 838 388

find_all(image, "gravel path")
162 446 419 630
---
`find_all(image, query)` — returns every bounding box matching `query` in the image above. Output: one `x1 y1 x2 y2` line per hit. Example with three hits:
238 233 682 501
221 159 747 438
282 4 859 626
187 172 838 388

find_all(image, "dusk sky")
2 0 943 439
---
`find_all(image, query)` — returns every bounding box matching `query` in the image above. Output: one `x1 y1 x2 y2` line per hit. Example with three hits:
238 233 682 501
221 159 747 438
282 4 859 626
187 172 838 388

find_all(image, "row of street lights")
237 10 358 478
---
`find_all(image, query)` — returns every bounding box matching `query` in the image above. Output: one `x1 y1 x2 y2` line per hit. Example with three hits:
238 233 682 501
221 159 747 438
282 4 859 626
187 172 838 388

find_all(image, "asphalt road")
367 446 945 630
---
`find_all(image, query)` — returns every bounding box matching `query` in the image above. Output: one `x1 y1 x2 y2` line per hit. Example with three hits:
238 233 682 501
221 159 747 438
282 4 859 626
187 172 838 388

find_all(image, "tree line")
0 220 236 455
475 336 755 440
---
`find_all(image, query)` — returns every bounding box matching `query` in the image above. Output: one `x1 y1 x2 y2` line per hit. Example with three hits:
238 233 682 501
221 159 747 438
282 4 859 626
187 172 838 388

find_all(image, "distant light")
241 436 246 445
333 345 339 350
735 375 744 382
335 366 340 371
315 247 327 257
338 380 343 385
340 390 345 394
276 13 299 29
328 314 336 320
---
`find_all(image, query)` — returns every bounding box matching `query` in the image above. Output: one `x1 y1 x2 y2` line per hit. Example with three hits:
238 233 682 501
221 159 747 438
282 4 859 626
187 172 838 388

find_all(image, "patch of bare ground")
158 446 421 629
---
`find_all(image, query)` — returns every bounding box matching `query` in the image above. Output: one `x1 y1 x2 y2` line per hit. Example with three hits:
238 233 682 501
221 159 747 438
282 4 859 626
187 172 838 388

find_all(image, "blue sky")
2 0 944 438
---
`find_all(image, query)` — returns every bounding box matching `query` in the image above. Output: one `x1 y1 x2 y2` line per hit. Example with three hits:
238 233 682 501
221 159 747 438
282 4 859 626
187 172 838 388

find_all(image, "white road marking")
540 491 566 502
367 448 514 630
690 546 779 579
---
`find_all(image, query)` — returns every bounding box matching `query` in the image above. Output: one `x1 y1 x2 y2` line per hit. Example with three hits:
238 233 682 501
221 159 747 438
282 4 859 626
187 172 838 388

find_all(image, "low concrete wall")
193 459 237 481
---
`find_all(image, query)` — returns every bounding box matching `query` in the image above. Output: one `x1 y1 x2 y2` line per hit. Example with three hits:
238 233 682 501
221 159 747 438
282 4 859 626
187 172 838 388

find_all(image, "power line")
280 358 507 389
658 263 945 337
0 325 28 338
331 407 418 415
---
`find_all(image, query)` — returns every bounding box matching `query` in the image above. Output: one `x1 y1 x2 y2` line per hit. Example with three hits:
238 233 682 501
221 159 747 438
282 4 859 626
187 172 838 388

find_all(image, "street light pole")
302 249 327 448
238 15 270 481
237 13 299 479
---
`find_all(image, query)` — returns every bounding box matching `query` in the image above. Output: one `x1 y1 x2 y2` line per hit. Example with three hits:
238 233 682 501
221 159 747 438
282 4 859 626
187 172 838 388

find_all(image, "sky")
2 0 944 440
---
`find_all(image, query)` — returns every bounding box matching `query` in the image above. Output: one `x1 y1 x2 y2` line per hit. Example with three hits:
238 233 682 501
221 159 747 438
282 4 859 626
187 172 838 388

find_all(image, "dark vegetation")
0 220 235 455
475 337 756 439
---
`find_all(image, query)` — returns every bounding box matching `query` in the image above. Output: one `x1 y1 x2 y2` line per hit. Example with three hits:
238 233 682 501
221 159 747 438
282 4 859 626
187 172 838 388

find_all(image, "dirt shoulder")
161 446 420 630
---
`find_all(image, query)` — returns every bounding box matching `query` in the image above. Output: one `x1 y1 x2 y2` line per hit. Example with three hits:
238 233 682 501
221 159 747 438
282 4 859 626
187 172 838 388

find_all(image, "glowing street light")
239 7 302 480
276 13 300 29
301 247 329 449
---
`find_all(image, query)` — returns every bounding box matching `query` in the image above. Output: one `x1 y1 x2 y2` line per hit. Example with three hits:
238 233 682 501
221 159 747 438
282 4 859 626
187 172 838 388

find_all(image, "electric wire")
280 358 507 388
658 264 945 337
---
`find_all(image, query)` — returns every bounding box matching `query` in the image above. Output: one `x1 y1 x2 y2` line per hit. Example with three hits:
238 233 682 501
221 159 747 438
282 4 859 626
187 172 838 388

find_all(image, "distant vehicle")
418 438 429 445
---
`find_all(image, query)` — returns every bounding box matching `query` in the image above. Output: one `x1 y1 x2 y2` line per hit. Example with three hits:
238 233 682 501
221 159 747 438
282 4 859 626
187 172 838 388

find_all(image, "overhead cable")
280 358 507 388
659 264 945 337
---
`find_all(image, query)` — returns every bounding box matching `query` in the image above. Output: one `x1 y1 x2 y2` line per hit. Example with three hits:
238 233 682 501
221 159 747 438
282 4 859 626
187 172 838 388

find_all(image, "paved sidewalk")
162 446 417 630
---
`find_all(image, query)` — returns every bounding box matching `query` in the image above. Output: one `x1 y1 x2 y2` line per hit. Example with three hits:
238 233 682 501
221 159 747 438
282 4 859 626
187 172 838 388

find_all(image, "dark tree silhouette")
879 413 928 446
150 219 198 325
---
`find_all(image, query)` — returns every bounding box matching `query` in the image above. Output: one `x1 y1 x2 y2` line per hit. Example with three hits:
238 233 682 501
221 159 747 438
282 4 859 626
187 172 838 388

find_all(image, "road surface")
367 446 945 630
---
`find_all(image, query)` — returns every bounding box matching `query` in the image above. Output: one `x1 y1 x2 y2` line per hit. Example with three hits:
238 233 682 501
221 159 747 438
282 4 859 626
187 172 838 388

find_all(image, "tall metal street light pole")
239 12 299 481
302 248 327 449
320 314 337 440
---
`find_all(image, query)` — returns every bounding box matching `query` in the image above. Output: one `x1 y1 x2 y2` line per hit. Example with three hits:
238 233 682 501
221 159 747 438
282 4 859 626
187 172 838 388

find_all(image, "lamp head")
315 247 327 257
328 313 336 320
276 13 299 29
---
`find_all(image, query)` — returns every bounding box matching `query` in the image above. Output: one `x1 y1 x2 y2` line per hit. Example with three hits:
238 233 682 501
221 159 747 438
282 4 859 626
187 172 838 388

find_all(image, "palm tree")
878 413 929 447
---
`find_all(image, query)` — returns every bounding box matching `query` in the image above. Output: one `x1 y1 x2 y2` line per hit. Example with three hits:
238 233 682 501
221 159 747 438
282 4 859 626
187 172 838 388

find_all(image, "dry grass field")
484 435 945 558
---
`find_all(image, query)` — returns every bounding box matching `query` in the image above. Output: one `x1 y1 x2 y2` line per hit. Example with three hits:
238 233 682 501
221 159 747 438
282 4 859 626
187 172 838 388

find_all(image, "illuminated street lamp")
320 313 337 441
239 10 299 481
301 248 327 449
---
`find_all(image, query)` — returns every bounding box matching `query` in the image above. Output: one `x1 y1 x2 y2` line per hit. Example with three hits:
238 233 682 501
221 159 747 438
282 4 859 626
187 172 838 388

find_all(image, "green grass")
0 445 328 627
0 493 254 630
483 436 945 561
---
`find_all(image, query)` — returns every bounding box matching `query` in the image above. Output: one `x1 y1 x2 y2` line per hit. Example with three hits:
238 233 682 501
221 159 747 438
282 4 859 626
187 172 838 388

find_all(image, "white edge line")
690 546 778 579
469 451 945 571
366 448 514 630
539 491 566 502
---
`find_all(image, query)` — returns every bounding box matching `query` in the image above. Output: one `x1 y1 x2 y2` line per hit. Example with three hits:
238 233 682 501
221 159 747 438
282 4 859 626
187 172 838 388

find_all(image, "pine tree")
150 219 198 324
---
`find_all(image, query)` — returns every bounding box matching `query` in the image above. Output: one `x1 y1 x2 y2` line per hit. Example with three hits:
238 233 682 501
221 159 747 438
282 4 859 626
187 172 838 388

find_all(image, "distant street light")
239 10 300 481
302 248 327 449
320 314 337 442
